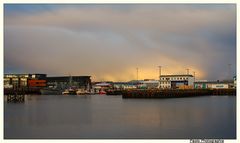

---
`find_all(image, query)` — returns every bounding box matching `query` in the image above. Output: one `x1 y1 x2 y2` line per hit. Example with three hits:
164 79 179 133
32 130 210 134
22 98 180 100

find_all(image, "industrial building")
4 74 47 88
4 74 91 91
46 76 91 90
159 74 194 89
112 79 160 90
233 76 236 88
194 80 234 89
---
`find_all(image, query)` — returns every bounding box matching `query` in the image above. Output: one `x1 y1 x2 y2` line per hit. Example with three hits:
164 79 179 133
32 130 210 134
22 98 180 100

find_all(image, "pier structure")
5 85 26 103
121 89 236 98
6 94 25 103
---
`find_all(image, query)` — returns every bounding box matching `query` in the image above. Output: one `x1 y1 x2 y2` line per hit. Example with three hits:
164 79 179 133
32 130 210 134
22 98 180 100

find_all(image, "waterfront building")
46 76 91 90
112 80 157 90
159 74 194 89
4 74 47 88
4 74 91 95
194 80 234 89
113 82 137 90
4 74 91 90
233 76 236 88
92 82 113 93
141 79 160 89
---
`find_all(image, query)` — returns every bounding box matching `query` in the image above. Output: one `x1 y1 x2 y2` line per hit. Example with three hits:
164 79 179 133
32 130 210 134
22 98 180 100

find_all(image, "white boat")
62 88 76 95
76 89 92 95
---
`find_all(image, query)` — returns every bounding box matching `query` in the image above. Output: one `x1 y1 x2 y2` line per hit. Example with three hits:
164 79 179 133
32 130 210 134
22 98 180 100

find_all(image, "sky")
4 4 236 82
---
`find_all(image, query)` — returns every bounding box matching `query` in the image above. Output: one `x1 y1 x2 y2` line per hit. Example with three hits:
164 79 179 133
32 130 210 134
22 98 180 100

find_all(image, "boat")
76 89 86 95
62 88 77 95
40 88 63 95
76 88 93 95
99 88 106 95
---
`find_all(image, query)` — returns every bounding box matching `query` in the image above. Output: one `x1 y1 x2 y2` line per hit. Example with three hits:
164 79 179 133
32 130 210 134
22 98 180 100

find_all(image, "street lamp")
136 68 139 81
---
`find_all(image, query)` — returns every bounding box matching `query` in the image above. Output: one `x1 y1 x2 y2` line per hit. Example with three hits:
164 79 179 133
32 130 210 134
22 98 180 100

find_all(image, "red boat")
99 89 106 95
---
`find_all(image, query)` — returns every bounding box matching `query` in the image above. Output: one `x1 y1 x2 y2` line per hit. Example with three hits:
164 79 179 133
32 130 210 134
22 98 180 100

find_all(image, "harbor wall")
106 89 236 98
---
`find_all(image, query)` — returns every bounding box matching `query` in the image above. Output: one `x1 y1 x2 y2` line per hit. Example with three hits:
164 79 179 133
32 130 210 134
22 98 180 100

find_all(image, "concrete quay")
120 89 236 98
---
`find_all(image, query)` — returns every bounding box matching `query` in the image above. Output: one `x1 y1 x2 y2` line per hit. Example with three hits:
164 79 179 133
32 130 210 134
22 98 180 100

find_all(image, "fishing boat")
62 87 77 95
99 88 106 95
62 75 77 95
75 88 88 95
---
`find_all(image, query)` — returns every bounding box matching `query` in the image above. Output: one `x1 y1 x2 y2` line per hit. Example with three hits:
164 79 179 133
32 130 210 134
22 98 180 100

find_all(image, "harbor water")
4 95 236 139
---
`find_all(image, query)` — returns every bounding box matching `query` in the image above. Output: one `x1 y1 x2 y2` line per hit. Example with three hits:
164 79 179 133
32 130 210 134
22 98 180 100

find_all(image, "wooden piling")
6 94 25 103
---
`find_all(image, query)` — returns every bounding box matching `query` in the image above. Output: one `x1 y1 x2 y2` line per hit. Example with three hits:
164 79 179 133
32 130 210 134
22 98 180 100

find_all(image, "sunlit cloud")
4 4 236 81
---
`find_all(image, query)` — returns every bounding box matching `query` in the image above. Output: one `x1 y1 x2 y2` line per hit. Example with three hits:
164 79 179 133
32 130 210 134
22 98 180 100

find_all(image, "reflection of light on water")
120 97 230 130
4 95 236 138
122 109 162 127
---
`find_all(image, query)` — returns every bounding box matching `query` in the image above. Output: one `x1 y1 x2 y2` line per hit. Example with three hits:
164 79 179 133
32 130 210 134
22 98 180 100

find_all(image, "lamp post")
158 66 161 80
158 66 162 89
136 68 139 81
186 68 189 75
228 64 232 80
193 71 196 82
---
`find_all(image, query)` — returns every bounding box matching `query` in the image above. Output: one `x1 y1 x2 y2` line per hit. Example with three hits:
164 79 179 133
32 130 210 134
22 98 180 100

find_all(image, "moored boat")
62 88 77 95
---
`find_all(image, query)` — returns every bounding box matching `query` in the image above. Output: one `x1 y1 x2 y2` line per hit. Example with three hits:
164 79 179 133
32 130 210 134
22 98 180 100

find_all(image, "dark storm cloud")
4 4 236 81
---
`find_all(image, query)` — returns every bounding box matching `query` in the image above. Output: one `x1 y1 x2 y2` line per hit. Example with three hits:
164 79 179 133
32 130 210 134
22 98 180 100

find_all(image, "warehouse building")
233 76 236 88
46 76 91 90
159 74 194 89
4 74 47 88
4 74 91 90
194 80 234 89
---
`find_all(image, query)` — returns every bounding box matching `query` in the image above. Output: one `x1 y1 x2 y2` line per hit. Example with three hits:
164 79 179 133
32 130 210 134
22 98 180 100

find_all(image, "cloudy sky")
4 4 236 81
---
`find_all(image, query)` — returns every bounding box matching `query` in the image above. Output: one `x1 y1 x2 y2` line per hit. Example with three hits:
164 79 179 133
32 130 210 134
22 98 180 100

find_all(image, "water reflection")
4 95 236 139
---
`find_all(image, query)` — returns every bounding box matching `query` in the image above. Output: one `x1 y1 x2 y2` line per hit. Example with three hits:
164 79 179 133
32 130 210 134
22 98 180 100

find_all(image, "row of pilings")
6 94 25 103
120 89 236 98
5 87 26 103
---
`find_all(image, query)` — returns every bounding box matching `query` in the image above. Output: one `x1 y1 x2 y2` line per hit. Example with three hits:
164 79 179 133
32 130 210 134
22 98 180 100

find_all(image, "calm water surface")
4 95 236 139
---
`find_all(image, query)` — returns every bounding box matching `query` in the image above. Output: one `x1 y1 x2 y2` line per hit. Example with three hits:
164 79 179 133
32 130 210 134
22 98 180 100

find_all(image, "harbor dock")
6 94 25 103
106 89 236 98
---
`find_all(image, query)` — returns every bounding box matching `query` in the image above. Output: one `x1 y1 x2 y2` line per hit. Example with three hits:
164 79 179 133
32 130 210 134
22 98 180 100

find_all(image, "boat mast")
69 74 72 87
